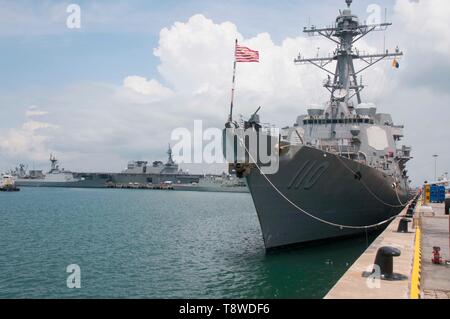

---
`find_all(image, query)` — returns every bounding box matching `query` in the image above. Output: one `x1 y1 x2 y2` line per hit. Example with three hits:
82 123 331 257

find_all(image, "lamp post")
433 154 439 181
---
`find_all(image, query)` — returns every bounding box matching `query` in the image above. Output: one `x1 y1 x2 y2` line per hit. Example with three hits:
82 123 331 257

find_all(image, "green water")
0 188 375 298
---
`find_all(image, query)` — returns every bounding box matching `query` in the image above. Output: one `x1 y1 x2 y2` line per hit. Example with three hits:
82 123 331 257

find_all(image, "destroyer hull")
246 145 409 249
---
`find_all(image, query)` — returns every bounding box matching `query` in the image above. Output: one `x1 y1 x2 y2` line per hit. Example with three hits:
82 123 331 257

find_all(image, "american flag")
235 44 259 63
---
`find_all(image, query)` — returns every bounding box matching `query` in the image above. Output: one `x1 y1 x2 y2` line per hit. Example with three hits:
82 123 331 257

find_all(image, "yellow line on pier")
410 226 422 299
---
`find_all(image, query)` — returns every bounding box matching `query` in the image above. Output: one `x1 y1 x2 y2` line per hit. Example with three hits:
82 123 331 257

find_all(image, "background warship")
224 0 412 249
10 146 248 193
11 155 96 188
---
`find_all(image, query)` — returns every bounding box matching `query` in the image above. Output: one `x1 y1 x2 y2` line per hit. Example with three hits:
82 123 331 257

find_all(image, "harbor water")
0 188 377 298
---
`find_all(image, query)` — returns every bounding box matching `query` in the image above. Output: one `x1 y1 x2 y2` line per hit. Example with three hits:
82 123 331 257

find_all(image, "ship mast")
50 154 58 172
166 144 175 166
295 0 403 115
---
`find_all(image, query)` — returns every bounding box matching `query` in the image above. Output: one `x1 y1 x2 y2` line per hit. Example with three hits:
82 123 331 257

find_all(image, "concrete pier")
325 199 450 299
421 203 450 299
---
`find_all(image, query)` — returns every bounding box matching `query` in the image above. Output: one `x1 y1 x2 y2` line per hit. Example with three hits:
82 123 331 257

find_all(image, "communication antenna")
295 0 403 108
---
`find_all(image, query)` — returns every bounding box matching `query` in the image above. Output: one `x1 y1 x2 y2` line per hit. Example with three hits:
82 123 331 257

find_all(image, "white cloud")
25 110 48 117
1 2 449 184
152 14 337 124
21 120 58 132
152 14 392 123
394 0 450 55
0 110 58 162
123 76 173 99
25 106 49 118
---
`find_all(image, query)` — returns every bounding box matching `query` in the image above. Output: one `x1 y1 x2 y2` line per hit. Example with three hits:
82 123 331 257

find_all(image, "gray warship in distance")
10 148 197 188
111 145 201 185
11 154 98 188
11 146 248 192
112 145 248 192
224 0 412 249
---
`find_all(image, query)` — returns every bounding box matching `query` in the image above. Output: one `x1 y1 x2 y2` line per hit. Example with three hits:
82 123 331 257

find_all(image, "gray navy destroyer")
224 0 412 249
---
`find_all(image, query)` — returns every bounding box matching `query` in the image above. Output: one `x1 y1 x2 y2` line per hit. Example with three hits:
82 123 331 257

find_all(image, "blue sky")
1 0 393 90
0 0 449 185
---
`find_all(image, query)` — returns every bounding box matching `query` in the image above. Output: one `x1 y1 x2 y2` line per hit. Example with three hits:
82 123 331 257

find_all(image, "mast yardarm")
295 0 403 116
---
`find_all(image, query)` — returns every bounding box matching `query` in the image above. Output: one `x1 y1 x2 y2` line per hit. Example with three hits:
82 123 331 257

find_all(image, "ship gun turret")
244 106 262 130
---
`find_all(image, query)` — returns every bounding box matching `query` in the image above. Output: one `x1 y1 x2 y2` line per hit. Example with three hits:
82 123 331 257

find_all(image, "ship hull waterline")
245 145 409 250
13 180 249 193
13 180 107 188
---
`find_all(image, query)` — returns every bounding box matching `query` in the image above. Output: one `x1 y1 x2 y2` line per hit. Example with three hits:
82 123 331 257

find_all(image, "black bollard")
445 197 450 216
405 210 413 218
373 246 405 280
397 218 411 233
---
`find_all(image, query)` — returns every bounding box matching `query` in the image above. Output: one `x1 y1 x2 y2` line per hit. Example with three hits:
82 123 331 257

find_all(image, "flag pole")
228 39 238 123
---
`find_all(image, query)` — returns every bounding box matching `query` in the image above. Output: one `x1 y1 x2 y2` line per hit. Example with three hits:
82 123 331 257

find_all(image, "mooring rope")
333 153 407 208
237 137 406 230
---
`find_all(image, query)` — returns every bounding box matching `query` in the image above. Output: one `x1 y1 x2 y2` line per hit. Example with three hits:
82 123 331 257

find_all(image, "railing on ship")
311 143 368 165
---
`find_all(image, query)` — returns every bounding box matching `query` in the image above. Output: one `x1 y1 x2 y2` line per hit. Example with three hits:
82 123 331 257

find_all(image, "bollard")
406 207 414 218
445 197 450 216
397 218 411 233
372 246 406 281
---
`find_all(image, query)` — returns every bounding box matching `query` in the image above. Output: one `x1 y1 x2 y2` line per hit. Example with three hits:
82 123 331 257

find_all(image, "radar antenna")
167 144 175 165
295 0 403 112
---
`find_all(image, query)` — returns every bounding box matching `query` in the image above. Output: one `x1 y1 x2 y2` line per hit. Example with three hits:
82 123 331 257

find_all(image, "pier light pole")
433 154 439 181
